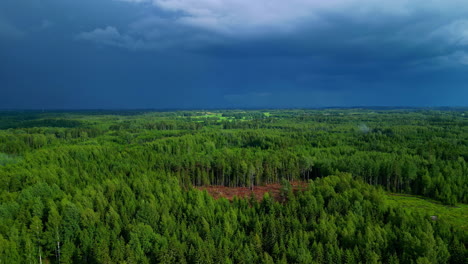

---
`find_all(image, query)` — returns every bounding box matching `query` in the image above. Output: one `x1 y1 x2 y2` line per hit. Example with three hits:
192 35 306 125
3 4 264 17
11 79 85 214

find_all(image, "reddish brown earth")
196 181 308 202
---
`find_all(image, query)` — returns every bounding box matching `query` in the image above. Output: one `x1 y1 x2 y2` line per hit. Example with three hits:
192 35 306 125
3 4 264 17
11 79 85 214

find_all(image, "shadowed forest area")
0 109 467 263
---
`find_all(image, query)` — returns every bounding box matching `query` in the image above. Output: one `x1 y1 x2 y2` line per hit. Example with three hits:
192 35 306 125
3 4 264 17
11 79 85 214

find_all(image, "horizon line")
0 106 467 112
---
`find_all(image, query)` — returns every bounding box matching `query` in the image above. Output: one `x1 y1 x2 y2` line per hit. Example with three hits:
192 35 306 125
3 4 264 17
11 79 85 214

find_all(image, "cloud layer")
1 0 467 108
76 26 140 49
101 0 468 67
117 0 467 34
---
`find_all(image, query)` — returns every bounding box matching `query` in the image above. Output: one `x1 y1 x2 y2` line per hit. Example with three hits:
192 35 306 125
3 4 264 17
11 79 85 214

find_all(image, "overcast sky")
1 0 467 109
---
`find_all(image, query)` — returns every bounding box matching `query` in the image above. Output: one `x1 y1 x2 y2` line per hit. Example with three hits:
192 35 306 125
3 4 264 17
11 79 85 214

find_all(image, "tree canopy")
0 109 466 263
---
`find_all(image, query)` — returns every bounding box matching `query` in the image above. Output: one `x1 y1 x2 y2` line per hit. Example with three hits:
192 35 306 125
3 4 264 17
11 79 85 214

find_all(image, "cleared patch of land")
386 193 468 233
197 181 307 202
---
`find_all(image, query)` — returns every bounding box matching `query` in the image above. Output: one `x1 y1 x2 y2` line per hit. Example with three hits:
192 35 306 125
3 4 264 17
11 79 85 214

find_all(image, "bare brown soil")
196 181 308 202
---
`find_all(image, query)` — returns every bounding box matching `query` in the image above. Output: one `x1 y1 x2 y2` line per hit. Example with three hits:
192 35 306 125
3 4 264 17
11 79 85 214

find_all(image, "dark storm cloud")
0 0 467 109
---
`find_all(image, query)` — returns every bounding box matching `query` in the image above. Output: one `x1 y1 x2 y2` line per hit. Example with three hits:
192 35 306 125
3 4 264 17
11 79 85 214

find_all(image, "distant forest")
0 109 466 263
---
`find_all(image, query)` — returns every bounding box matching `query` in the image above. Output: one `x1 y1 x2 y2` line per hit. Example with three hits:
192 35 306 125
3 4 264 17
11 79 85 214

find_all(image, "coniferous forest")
0 109 467 263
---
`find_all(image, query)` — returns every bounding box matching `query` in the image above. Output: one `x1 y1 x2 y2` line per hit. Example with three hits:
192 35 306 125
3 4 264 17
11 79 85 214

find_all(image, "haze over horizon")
1 0 468 109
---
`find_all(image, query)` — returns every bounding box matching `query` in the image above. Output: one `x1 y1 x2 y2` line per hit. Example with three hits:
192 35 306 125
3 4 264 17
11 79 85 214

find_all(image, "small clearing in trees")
196 181 308 202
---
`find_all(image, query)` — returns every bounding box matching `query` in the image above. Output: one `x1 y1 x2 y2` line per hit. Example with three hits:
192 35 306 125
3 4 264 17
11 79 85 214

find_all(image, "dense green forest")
0 109 467 263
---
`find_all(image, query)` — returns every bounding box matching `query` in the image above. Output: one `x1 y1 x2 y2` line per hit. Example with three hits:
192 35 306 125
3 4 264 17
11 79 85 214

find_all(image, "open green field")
386 193 468 233
190 112 228 120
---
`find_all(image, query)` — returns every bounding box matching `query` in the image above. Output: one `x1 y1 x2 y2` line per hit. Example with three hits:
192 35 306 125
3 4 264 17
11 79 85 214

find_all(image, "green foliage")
386 193 468 232
0 109 467 263
0 152 20 166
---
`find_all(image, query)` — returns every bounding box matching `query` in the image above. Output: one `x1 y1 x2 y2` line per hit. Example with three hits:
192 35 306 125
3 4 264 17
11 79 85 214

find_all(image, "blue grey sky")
1 0 467 109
